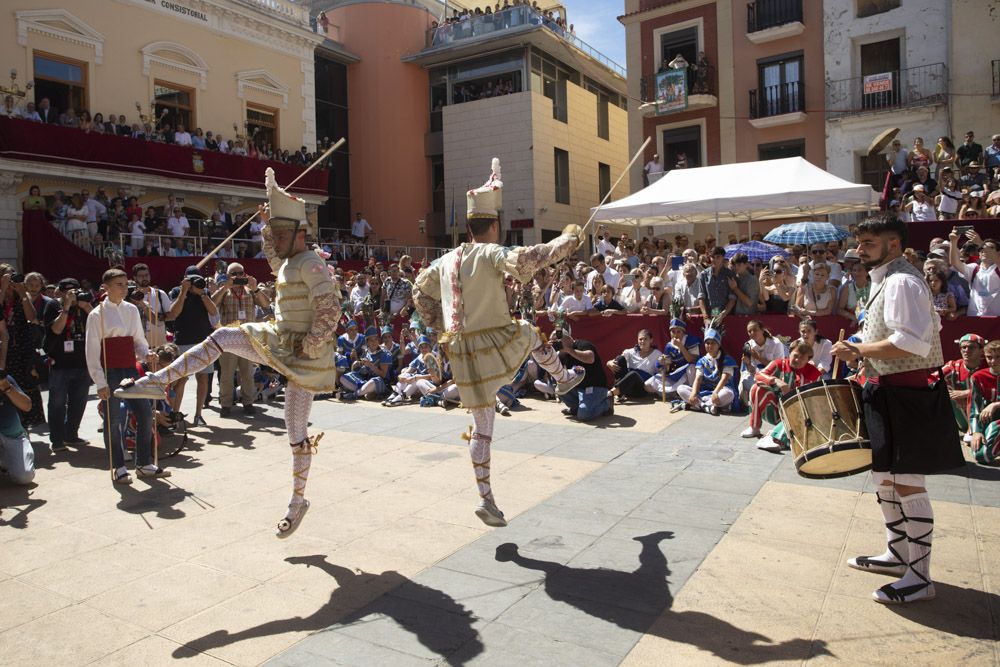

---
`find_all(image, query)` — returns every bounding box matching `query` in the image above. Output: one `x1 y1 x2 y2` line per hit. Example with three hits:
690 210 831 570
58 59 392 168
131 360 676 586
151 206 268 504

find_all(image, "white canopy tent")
590 157 879 237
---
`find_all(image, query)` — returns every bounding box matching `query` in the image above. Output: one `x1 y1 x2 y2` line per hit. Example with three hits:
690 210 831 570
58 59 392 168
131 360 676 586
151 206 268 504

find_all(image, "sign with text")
655 69 688 114
863 72 893 94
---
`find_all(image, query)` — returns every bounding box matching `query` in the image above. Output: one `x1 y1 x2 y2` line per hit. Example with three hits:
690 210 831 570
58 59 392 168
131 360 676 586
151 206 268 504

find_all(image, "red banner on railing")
0 117 328 197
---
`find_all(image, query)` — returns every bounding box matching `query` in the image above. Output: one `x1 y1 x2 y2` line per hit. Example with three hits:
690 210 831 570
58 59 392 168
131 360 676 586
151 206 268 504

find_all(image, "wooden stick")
831 328 846 380
661 365 667 403
195 137 346 269
581 136 653 238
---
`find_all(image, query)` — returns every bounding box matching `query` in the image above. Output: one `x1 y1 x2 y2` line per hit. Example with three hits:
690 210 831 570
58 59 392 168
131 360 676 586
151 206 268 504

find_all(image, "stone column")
0 171 24 266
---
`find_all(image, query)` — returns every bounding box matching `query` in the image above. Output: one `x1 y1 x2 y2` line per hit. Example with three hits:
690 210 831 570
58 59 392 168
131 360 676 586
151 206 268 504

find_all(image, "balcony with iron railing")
749 81 805 128
747 0 804 43
638 62 717 117
422 5 625 78
826 62 947 119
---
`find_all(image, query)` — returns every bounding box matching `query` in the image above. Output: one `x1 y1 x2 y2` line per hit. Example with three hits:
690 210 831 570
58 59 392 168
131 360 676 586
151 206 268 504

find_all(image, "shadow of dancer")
173 554 483 665
0 485 46 530
496 531 829 664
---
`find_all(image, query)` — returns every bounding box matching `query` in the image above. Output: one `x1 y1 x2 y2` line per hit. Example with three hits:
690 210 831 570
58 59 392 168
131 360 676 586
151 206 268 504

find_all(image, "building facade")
323 0 629 247
620 0 826 204
823 0 949 189
950 0 1000 149
0 0 334 265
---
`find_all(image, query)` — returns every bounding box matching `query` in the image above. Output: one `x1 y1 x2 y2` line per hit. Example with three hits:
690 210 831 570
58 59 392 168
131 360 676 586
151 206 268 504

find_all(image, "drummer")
932 333 986 439
968 339 1000 465
832 214 963 605
740 341 822 450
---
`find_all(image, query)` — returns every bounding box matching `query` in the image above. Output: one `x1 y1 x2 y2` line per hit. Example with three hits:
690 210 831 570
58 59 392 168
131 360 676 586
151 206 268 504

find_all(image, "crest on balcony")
192 153 205 173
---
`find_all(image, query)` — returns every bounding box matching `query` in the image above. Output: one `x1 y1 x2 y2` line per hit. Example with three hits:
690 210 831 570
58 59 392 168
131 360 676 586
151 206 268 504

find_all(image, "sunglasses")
811 249 826 254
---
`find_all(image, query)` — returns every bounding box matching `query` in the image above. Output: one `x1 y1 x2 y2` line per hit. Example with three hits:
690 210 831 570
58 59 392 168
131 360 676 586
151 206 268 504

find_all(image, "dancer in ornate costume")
115 168 340 538
412 158 584 527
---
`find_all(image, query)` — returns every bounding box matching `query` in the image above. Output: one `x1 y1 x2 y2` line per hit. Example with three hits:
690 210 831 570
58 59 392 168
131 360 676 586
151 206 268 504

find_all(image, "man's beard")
861 240 891 270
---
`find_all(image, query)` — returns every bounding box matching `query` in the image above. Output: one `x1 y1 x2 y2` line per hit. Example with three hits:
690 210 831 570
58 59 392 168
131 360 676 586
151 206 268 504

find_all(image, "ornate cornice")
141 41 209 90
236 69 290 108
16 9 106 64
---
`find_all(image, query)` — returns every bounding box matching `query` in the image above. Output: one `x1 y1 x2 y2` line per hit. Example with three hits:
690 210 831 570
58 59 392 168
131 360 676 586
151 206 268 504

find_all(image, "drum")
778 379 872 479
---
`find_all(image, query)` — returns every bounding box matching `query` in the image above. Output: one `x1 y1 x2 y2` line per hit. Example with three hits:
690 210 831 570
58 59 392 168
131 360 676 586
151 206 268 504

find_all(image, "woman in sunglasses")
759 257 795 314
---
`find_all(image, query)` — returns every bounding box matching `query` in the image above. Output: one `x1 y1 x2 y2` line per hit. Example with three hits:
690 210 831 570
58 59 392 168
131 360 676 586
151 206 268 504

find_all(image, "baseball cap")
913 184 925 193
185 265 200 276
956 333 986 346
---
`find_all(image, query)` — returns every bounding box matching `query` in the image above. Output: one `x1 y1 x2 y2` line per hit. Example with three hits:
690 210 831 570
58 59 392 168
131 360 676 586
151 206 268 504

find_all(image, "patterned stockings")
469 407 497 502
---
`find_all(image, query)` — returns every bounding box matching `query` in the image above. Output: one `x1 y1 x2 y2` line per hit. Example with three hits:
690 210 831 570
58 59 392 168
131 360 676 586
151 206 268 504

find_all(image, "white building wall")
823 0 951 184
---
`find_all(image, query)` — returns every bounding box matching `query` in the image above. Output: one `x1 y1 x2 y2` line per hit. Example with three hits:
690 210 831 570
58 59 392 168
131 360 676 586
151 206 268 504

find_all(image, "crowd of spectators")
5 210 1000 489
2 94 338 166
430 1 573 46
883 132 1000 222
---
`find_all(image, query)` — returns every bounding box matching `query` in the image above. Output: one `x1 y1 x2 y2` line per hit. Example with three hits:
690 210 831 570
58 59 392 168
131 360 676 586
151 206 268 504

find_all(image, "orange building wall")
729 0 826 167
326 3 433 246
639 4 722 168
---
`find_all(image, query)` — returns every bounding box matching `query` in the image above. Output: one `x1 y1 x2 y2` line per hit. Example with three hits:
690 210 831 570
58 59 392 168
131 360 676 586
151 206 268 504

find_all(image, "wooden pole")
581 136 652 238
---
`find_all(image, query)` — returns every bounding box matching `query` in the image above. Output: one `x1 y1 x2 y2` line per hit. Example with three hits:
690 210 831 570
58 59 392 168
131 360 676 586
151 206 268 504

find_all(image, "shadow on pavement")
173 554 483 665
942 462 1000 482
495 531 830 664
0 484 46 529
886 581 1000 639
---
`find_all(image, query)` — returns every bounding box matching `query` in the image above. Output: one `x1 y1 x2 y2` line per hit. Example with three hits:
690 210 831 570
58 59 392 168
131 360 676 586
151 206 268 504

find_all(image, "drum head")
795 440 873 480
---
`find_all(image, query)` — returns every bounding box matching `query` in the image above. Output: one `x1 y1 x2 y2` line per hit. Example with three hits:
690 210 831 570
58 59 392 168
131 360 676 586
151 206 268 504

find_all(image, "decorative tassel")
461 426 473 442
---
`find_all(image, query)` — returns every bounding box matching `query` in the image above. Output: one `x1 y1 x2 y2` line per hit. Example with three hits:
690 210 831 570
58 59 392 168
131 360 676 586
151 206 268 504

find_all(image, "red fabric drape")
0 117 328 196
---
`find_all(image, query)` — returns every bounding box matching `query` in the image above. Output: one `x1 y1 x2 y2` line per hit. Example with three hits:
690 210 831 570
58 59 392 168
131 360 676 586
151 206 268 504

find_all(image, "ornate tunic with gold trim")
413 233 578 409
241 225 340 393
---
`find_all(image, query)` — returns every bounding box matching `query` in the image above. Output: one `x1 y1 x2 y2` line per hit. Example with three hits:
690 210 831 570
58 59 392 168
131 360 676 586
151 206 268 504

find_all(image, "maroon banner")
0 117 328 197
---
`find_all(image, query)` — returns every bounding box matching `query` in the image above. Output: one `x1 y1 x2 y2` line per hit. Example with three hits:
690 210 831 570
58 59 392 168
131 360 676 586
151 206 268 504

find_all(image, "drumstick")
195 137 346 269
832 329 846 380
580 136 652 238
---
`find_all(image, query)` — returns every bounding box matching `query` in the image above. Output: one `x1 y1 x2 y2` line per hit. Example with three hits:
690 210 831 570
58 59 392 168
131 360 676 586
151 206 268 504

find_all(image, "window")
596 92 609 140
246 103 279 152
154 80 195 131
758 140 805 161
32 51 87 115
598 163 611 201
659 26 698 93
315 54 351 233
661 125 701 170
857 0 900 19
554 148 570 204
757 54 803 117
530 49 574 123
860 37 901 110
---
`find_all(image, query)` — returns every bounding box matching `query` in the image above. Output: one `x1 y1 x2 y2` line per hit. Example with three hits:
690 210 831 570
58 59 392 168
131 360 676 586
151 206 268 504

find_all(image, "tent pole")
748 213 752 241
714 211 719 246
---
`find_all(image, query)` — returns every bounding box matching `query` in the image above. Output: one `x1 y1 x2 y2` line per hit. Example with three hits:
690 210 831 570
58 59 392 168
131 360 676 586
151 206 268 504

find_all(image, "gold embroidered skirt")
241 321 336 393
448 320 539 409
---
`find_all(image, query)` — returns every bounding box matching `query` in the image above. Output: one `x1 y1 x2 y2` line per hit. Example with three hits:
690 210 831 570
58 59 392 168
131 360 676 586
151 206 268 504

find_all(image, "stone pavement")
2 390 999 666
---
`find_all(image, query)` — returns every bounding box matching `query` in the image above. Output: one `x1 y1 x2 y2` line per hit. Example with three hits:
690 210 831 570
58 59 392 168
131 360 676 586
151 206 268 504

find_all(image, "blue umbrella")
723 240 789 263
763 222 851 245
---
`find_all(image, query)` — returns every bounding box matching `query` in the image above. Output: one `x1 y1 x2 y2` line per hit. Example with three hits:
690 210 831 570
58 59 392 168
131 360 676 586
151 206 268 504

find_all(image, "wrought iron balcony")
747 0 803 34
826 62 947 119
749 81 804 120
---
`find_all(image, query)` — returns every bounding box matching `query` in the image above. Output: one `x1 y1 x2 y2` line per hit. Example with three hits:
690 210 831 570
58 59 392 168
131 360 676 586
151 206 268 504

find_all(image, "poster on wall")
655 69 688 114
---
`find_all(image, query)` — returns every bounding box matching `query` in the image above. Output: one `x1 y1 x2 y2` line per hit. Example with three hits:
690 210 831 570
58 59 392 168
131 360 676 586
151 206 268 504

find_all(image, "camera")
232 277 249 286
10 273 24 284
76 291 93 303
188 276 206 290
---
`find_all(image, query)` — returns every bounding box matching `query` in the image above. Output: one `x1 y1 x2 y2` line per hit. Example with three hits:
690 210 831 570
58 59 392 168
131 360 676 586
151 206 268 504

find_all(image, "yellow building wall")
0 1 316 152
530 82 629 242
